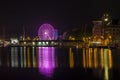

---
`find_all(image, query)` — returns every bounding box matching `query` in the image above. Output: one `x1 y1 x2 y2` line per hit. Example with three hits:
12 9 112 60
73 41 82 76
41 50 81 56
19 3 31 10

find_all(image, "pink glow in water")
38 47 56 77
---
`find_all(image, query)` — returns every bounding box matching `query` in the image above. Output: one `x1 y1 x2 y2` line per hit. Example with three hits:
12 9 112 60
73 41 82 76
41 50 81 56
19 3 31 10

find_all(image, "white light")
44 32 47 34
24 42 26 45
104 18 108 21
91 42 102 44
42 42 45 45
46 42 49 45
51 41 54 44
38 42 41 45
11 38 18 44
32 42 35 45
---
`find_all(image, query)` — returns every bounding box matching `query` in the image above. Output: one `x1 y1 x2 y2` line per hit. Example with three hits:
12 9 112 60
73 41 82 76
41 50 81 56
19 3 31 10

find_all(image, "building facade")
105 25 120 44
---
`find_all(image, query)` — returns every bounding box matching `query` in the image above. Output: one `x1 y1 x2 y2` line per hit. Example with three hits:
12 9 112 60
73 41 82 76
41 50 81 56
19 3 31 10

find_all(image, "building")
92 20 104 45
92 13 120 46
92 21 104 37
105 25 120 44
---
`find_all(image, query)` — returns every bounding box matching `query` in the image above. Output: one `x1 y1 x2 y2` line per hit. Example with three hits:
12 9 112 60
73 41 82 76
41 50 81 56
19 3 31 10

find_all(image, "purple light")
38 23 55 40
38 47 56 77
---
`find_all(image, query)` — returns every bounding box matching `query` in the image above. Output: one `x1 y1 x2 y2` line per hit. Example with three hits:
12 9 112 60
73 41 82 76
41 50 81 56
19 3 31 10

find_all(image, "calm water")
0 46 120 80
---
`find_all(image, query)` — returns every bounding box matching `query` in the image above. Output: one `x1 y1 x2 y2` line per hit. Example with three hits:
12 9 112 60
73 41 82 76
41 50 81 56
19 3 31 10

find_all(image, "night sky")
0 0 120 36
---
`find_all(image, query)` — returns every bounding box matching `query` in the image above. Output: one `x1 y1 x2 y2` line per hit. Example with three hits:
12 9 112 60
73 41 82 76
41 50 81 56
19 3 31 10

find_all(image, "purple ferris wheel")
38 23 55 40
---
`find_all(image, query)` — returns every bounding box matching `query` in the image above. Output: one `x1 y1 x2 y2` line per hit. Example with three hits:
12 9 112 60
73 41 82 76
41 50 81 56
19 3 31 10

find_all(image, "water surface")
0 46 120 80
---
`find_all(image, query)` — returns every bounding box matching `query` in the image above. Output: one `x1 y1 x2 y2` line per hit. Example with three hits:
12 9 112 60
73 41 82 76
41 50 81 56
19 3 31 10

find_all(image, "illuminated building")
92 21 104 45
92 21 104 37
91 13 120 46
105 25 120 44
103 14 120 45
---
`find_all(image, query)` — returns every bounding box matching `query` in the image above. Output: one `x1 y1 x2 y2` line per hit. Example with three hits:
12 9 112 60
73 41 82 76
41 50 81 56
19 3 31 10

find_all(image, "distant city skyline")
0 0 120 36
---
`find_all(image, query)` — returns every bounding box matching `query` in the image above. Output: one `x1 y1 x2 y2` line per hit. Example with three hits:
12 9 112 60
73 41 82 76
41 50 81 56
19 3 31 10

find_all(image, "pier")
14 40 84 48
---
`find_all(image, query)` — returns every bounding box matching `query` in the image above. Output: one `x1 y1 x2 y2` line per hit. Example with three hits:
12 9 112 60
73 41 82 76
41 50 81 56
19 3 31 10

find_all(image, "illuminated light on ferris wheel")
38 23 56 40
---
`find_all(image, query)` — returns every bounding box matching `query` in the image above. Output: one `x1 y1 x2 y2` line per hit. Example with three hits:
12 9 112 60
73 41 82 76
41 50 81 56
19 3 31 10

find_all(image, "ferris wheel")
38 23 55 40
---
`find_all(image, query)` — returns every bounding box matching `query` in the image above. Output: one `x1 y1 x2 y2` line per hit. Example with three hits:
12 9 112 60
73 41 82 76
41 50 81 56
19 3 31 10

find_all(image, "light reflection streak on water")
94 48 98 68
15 47 18 67
82 48 113 80
27 47 30 68
104 49 109 80
69 48 74 68
20 47 23 68
24 47 26 67
83 48 86 68
100 48 104 68
85 48 112 69
86 48 88 68
11 47 14 67
108 49 112 69
88 48 92 68
51 47 55 67
32 47 36 68
11 47 18 67
38 47 56 77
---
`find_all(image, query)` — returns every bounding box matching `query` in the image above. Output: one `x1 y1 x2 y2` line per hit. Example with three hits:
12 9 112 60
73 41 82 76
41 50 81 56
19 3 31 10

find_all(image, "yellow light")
27 47 31 68
100 48 104 68
83 48 86 68
69 48 74 68
108 49 112 69
83 37 85 41
86 49 89 68
88 48 92 68
109 36 112 39
94 48 98 68
104 49 109 80
24 42 26 45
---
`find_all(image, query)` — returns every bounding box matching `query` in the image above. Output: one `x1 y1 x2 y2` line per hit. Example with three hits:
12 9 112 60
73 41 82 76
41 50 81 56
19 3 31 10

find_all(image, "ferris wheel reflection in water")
38 47 56 78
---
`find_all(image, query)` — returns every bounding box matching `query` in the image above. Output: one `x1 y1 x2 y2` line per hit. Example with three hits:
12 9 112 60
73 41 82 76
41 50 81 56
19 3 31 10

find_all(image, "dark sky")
0 0 120 36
